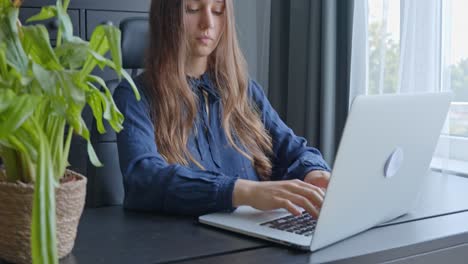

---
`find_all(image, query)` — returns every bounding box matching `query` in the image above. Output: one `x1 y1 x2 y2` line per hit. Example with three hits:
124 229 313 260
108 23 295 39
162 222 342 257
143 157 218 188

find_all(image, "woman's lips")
197 36 213 45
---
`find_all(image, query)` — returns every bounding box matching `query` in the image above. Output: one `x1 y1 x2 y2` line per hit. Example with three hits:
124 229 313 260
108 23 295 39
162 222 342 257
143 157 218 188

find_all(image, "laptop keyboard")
259 211 317 237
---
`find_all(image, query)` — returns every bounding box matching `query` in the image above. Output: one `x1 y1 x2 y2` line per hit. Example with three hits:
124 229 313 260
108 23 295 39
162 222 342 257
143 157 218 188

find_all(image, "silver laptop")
199 92 451 251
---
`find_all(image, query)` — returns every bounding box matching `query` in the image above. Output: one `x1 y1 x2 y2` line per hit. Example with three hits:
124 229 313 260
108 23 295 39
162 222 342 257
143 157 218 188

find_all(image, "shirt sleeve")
113 80 237 215
248 80 331 181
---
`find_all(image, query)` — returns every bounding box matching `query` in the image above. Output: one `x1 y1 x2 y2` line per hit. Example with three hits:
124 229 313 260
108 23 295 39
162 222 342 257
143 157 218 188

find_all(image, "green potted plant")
0 0 139 263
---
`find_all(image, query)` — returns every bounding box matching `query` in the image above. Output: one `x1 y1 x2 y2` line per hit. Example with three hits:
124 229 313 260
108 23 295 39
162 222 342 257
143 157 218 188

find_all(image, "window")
368 0 400 95
438 0 468 172
362 0 468 174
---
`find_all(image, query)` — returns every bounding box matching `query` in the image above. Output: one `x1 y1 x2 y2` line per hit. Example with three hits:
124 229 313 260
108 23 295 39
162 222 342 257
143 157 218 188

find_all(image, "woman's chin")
190 46 215 58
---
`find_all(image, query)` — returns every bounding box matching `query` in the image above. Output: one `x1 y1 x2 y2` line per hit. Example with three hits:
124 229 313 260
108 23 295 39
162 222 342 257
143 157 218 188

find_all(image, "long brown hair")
145 0 273 179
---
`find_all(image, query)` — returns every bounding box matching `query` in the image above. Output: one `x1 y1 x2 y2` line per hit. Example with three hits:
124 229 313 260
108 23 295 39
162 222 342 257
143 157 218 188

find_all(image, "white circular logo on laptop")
384 147 404 179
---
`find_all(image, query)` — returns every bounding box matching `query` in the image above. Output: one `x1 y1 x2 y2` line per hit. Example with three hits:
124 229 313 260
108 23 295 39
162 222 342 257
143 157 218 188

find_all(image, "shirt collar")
187 72 220 99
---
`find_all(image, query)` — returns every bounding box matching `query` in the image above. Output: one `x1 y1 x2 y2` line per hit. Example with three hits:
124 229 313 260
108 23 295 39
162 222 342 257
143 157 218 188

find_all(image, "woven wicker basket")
0 169 87 264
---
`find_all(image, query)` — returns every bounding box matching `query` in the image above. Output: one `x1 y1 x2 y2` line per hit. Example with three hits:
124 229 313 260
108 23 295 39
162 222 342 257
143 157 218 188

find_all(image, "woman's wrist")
232 179 256 207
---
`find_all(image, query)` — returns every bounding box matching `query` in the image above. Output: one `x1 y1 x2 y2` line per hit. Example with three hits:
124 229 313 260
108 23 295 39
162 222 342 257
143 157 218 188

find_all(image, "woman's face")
184 0 226 58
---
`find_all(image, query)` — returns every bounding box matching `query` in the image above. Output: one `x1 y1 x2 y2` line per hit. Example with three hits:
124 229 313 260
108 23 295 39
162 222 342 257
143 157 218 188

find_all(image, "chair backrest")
121 17 149 70
87 17 149 207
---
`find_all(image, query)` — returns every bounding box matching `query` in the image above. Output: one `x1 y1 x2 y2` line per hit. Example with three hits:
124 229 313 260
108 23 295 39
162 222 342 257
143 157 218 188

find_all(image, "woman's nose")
199 8 215 30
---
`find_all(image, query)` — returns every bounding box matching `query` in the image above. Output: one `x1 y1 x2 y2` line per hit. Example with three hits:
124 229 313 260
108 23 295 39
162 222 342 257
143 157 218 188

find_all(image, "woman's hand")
232 179 325 218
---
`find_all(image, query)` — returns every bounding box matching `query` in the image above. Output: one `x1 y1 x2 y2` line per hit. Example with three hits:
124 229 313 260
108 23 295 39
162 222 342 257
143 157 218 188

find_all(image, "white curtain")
349 0 368 106
350 0 451 175
399 0 442 93
233 0 271 90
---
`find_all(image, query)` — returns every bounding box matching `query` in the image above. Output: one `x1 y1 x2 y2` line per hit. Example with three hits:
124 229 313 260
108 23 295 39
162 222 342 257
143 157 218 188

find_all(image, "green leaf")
107 95 124 132
0 8 28 74
0 89 14 113
0 43 8 76
6 136 29 160
26 6 57 23
0 146 21 182
31 63 56 94
14 126 39 162
64 101 83 136
86 75 108 90
0 94 41 138
63 0 71 10
87 75 124 132
21 25 63 70
87 49 110 70
6 134 35 182
87 141 102 167
0 0 12 14
81 25 109 76
56 0 73 42
0 139 14 149
78 116 90 140
18 74 33 87
45 115 64 179
4 120 40 167
102 25 122 73
120 69 141 101
31 127 58 264
57 71 86 104
54 38 89 69
86 73 134 133
49 96 68 117
84 53 140 102
60 127 73 180
87 75 112 119
64 99 90 142
88 25 110 55
0 78 11 89
86 84 106 133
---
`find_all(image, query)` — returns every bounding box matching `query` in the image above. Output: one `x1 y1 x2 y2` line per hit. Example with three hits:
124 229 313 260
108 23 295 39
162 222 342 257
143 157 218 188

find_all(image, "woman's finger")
281 191 319 218
274 197 301 216
296 179 326 198
285 180 324 207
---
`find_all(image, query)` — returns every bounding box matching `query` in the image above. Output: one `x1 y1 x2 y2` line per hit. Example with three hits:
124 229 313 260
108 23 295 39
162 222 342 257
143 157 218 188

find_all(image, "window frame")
438 0 468 170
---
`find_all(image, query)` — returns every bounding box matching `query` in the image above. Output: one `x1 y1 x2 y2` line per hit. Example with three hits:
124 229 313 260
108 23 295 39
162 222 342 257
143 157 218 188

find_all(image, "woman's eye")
186 7 199 13
212 10 224 16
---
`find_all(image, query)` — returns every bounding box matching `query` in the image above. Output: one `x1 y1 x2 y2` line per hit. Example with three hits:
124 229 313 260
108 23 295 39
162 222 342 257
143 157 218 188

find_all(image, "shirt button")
301 158 313 166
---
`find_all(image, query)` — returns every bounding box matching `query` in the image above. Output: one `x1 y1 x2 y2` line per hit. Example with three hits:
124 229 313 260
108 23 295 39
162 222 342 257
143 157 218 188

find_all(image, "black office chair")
86 17 149 207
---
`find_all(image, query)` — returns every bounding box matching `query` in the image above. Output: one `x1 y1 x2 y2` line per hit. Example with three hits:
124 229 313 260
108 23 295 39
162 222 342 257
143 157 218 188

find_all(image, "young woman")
114 0 331 217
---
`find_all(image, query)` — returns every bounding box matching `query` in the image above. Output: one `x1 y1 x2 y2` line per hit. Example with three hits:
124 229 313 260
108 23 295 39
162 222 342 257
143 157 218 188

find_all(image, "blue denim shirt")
113 72 330 215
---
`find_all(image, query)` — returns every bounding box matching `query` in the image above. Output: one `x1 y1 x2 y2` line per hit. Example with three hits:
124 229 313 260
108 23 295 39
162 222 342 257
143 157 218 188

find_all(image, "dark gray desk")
59 208 267 264
1 172 468 264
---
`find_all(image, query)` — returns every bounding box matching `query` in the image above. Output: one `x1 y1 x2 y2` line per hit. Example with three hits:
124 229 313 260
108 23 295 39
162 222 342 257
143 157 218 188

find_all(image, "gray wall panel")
234 0 271 90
